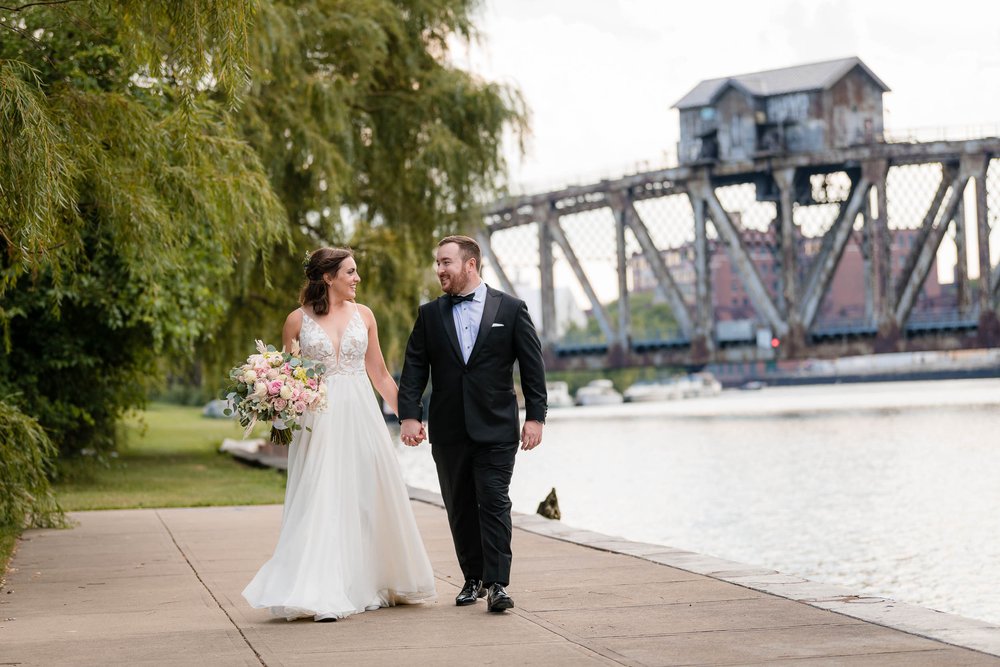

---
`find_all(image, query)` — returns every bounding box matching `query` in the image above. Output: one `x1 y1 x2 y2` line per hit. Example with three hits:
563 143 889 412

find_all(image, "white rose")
242 370 257 384
279 385 293 400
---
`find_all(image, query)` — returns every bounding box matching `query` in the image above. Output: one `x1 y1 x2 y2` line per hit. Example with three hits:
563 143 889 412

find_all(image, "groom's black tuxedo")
398 285 547 588
398 286 547 444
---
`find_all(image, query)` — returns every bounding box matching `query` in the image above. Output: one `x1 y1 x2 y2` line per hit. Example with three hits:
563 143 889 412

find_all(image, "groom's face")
436 242 474 295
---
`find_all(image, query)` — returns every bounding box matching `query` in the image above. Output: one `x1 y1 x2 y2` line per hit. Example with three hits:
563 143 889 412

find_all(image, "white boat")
686 371 722 397
546 381 574 408
740 380 766 391
623 379 681 402
575 379 624 406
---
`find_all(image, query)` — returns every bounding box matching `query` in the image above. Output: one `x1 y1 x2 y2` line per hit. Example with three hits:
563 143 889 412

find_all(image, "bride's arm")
282 309 303 353
360 305 399 416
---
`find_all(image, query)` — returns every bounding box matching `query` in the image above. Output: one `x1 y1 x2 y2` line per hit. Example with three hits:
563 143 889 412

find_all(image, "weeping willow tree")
1 0 525 531
0 1 286 532
197 0 527 382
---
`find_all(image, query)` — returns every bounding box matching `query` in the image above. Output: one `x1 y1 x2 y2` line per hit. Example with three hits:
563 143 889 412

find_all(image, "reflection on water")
395 378 1000 625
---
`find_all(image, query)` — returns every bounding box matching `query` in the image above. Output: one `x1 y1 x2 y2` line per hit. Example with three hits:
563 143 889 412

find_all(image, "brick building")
629 229 948 328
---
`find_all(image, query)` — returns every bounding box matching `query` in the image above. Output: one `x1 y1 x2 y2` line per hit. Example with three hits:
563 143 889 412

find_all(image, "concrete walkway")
2 500 999 666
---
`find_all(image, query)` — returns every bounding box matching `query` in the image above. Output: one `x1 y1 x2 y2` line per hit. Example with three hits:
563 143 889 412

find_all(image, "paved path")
2 501 999 666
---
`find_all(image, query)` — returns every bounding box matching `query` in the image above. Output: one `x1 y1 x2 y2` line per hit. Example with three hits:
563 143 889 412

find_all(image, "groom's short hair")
439 235 481 271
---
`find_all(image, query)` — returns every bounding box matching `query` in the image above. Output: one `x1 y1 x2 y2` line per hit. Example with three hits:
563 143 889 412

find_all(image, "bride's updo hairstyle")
300 247 354 316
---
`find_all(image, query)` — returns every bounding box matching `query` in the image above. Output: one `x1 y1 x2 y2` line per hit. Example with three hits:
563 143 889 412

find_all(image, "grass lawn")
54 403 287 511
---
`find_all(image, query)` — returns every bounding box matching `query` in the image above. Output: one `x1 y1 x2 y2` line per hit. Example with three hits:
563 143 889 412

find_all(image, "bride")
243 247 437 621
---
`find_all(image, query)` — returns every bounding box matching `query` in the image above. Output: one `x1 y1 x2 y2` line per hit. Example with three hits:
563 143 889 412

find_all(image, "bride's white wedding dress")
243 305 437 621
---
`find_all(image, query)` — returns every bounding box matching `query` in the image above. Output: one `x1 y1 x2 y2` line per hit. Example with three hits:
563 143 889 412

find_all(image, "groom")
398 235 547 613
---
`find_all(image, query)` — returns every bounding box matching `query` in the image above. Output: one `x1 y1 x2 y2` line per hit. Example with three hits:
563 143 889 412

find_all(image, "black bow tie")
449 292 475 306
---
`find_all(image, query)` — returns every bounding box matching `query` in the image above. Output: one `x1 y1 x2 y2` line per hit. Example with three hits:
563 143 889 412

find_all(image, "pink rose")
268 380 282 395
293 400 307 413
273 398 287 411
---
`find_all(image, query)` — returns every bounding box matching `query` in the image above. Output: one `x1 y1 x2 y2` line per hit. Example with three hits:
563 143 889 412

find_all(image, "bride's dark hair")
300 247 354 316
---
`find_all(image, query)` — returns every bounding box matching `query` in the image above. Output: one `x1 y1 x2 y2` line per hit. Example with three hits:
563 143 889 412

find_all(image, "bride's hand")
400 419 424 447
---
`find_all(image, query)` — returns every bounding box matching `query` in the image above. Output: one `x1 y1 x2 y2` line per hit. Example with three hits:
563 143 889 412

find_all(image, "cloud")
463 0 1000 190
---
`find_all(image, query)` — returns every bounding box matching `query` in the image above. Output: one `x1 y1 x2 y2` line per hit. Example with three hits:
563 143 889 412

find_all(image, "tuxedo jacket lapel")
437 296 464 364
467 288 502 366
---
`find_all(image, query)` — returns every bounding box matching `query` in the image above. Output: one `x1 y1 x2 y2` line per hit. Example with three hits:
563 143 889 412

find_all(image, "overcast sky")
455 0 1000 193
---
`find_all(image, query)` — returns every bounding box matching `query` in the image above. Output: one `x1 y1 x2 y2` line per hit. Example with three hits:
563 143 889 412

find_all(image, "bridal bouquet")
223 340 327 445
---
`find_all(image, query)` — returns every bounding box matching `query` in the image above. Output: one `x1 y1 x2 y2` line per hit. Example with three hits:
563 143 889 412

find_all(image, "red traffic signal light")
770 337 780 349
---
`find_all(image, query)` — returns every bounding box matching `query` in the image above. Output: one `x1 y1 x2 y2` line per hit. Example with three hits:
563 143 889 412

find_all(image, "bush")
0 400 65 533
1 278 155 459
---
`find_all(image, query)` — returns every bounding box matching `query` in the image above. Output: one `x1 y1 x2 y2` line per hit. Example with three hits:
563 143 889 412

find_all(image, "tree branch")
0 0 81 11
0 22 58 69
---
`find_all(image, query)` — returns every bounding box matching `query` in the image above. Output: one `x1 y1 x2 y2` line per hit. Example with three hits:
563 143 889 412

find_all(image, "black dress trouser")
431 439 518 587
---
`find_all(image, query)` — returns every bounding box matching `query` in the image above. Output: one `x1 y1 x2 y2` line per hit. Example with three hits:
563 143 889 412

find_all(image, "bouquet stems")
270 425 294 445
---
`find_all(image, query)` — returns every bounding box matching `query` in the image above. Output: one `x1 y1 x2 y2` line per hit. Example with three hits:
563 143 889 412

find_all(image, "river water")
394 378 1000 626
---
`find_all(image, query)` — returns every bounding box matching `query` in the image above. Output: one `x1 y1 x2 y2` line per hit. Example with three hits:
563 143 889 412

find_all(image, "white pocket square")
491 322 505 328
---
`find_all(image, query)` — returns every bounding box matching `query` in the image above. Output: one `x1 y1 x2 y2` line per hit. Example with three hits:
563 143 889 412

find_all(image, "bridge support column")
970 157 1000 344
614 199 632 360
955 195 970 317
691 193 714 362
863 190 874 323
774 168 804 351
534 204 558 353
866 159 897 351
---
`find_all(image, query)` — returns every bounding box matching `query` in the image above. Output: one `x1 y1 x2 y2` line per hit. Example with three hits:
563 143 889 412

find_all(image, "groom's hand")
520 420 543 451
401 418 424 447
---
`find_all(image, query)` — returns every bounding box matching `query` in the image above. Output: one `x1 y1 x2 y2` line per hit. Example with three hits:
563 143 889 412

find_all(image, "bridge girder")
484 139 1000 369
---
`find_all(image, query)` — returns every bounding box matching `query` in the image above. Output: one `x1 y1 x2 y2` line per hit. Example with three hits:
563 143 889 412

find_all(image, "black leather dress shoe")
486 584 514 612
455 578 485 606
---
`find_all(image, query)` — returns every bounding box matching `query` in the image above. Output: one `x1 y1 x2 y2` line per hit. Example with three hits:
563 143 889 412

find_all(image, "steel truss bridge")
481 138 1000 370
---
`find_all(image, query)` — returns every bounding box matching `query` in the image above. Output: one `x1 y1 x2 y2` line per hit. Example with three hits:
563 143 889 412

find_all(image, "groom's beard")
440 268 473 295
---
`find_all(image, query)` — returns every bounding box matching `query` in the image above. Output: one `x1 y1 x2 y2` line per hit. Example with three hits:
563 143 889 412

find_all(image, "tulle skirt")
242 374 437 620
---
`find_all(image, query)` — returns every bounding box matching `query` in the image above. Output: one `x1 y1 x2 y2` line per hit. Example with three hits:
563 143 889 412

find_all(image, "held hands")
520 420 543 451
400 419 426 447
402 418 541 449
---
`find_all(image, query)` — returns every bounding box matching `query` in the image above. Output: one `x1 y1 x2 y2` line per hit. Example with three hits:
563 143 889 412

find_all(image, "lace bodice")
299 307 368 376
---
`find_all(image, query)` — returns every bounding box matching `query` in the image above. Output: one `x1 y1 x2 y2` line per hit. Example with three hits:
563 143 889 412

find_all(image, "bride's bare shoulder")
283 308 305 336
355 303 377 325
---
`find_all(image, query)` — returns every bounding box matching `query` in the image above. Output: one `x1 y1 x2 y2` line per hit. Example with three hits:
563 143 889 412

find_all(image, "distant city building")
628 228 949 327
673 57 889 164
